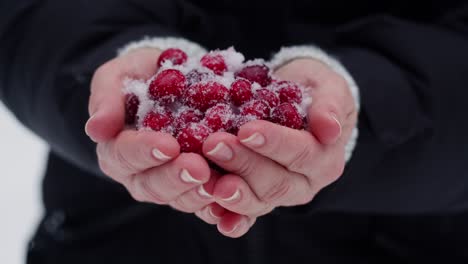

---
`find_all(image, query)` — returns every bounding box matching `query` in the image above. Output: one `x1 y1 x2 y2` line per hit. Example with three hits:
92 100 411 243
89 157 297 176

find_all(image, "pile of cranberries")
124 47 311 153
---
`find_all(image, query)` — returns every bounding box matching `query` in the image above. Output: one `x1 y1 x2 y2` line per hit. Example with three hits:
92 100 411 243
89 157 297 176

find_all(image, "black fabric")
1 0 468 263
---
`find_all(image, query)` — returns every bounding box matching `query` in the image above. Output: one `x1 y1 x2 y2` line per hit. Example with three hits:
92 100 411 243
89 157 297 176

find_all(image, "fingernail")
208 207 219 219
180 169 202 184
152 148 171 161
84 115 95 137
240 132 265 147
222 189 240 203
224 219 245 234
331 114 342 138
207 142 233 161
198 185 212 198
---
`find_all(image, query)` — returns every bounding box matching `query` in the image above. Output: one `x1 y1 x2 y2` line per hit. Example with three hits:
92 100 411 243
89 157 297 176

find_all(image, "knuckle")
172 198 197 213
296 191 316 206
326 159 345 183
236 158 256 178
259 177 291 204
129 189 146 203
138 175 168 205
287 145 314 174
97 158 113 177
114 147 138 173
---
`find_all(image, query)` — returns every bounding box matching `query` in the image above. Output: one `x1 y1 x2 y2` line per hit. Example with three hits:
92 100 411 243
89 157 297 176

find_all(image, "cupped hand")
85 48 218 215
201 58 358 238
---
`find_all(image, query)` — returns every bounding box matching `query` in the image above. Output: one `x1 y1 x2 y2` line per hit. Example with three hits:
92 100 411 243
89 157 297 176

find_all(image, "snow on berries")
200 52 227 75
123 47 312 153
148 69 186 103
157 48 188 67
230 79 253 106
143 109 173 132
235 64 272 87
184 81 230 111
271 103 304 130
177 123 211 153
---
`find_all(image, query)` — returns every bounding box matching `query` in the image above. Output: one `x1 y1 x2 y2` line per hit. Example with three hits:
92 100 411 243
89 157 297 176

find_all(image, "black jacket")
1 0 468 262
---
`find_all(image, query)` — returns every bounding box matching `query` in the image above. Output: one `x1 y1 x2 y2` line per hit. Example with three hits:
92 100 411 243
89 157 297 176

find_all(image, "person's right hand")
85 48 218 215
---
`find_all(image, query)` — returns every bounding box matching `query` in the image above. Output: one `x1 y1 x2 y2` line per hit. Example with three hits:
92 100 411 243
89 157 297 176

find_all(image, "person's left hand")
196 58 358 238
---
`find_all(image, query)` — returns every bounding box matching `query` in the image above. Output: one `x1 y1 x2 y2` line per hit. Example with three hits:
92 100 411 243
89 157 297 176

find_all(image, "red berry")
240 100 270 120
157 48 187 67
204 104 234 131
235 64 272 87
149 69 186 103
186 70 210 86
277 81 302 104
255 88 280 108
185 81 229 111
143 110 173 132
200 53 227 75
271 103 303 129
230 79 253 106
125 94 139 125
177 123 211 153
173 109 204 133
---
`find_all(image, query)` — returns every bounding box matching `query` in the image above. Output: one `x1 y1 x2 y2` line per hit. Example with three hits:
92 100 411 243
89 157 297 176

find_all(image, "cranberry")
184 81 229 111
204 104 234 132
125 94 139 125
200 53 227 75
277 81 302 104
230 79 253 106
255 88 280 108
186 70 210 86
271 103 303 129
149 69 186 103
235 64 272 87
143 110 173 132
240 100 270 120
177 123 212 153
173 109 204 133
157 48 188 67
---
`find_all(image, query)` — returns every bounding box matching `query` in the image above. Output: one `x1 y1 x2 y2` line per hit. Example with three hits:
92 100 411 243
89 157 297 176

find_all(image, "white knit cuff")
270 46 360 162
117 37 207 58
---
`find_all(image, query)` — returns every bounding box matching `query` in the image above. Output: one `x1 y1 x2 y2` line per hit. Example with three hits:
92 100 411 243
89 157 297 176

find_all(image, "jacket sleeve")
313 3 468 213
0 0 185 177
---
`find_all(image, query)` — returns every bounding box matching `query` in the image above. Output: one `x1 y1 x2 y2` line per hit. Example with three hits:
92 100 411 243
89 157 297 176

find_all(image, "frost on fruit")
157 48 188 67
122 47 312 153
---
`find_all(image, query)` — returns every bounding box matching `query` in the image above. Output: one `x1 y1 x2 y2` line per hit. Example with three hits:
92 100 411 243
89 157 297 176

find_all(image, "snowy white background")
0 103 46 264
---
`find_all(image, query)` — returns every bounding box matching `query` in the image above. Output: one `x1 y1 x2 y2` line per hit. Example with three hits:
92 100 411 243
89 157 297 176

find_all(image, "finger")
239 120 345 190
128 153 210 204
211 174 271 216
203 133 312 210
96 130 180 178
86 49 162 142
237 120 324 177
215 173 313 216
307 97 343 145
217 211 256 238
306 80 355 145
195 203 226 225
274 62 354 145
195 207 218 225
169 171 220 213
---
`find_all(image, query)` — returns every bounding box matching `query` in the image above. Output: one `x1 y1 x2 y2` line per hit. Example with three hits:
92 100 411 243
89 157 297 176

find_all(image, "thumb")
85 62 126 143
85 48 163 143
307 84 354 145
